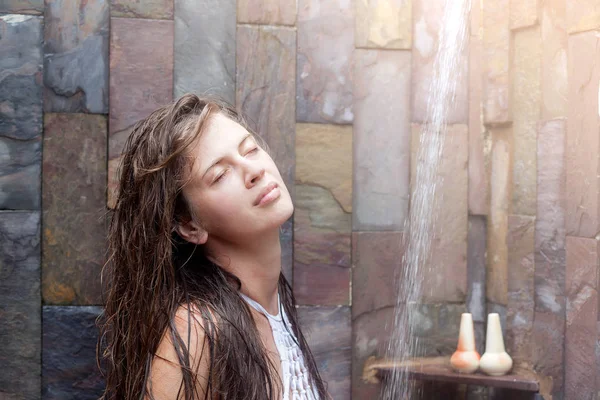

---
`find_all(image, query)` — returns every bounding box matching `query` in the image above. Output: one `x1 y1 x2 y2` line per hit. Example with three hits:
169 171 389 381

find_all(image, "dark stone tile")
42 113 107 305
467 216 487 323
236 25 296 192
565 236 598 400
0 211 41 399
294 184 350 305
0 136 41 209
298 306 351 400
42 306 104 399
43 0 109 113
0 0 43 14
108 17 173 207
0 15 43 141
111 0 173 19
352 231 403 319
174 0 235 102
297 0 354 123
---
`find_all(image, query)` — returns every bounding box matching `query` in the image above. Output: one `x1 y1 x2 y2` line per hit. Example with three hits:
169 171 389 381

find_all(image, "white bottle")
450 313 480 373
479 313 513 376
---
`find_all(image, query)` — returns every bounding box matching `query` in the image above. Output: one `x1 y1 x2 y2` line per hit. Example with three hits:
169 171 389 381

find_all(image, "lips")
254 182 279 206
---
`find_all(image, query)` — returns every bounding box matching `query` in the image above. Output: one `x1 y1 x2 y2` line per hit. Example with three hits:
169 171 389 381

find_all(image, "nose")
243 159 265 188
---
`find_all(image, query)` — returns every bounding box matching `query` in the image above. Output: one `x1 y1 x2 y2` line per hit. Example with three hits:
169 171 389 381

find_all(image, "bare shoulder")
146 303 214 399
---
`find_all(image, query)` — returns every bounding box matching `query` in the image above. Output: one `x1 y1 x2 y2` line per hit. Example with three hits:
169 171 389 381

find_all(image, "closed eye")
213 169 229 184
246 147 259 156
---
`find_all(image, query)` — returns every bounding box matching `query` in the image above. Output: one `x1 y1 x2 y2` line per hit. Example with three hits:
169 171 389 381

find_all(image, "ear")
176 219 208 245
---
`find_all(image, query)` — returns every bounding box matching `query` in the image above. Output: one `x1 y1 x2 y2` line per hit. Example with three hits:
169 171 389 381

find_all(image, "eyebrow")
201 134 254 180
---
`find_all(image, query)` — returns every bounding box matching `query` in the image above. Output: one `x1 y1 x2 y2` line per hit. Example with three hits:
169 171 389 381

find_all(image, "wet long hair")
98 94 329 399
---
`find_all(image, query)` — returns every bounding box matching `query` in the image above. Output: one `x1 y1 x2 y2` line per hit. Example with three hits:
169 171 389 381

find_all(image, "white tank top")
240 293 320 400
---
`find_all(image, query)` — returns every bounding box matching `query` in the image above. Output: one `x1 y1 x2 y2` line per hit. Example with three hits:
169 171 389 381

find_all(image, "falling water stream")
381 1 471 399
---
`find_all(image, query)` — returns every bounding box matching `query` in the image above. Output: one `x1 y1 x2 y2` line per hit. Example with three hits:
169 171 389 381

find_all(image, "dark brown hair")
98 94 328 399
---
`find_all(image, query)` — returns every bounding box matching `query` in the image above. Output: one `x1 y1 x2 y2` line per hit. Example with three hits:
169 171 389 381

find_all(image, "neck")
206 229 282 315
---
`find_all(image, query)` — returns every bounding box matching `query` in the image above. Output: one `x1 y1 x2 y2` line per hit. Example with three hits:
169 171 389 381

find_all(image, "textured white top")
240 293 320 400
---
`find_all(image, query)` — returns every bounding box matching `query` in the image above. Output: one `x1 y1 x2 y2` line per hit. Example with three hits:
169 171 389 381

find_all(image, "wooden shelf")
363 356 540 392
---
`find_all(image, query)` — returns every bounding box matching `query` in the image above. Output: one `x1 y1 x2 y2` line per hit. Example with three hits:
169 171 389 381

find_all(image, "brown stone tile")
236 25 296 192
108 17 173 208
296 123 352 212
566 31 600 238
467 216 486 323
411 124 468 302
565 236 598 400
0 211 41 399
506 215 535 364
353 49 411 231
510 0 538 29
487 128 512 305
294 184 351 306
43 0 109 113
111 0 173 19
297 306 351 400
511 27 541 216
355 0 411 49
237 0 296 26
174 0 235 102
468 0 490 216
352 306 394 399
411 0 468 124
567 0 600 34
42 113 108 305
541 0 567 120
352 231 403 319
482 0 510 123
0 0 43 14
297 0 354 123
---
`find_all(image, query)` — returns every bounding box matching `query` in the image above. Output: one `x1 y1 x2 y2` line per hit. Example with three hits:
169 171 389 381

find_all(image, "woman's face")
181 113 294 243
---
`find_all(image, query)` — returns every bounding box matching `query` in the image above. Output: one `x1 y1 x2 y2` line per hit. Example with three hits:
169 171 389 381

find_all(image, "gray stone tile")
42 306 104 399
0 0 43 14
174 0 235 103
0 136 41 210
43 0 109 113
0 211 41 399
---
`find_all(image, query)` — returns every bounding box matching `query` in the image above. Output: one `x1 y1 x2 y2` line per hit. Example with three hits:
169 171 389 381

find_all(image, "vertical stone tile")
294 184 351 305
567 0 600 34
506 215 535 365
43 0 109 113
352 231 403 319
541 0 568 120
43 306 104 399
412 0 468 124
0 15 43 210
236 25 296 192
297 0 354 124
237 0 296 26
352 306 394 399
566 31 600 238
42 114 107 305
565 237 598 400
355 0 411 50
0 211 41 399
468 0 490 216
110 0 173 19
534 118 567 400
467 216 486 324
482 0 510 123
298 306 351 400
0 0 43 14
175 0 235 102
411 124 468 302
487 128 512 306
294 123 352 305
510 0 538 29
108 17 173 208
353 49 411 231
512 27 541 216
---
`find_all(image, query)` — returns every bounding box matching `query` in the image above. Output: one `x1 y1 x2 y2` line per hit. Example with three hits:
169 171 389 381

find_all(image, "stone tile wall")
2 0 600 399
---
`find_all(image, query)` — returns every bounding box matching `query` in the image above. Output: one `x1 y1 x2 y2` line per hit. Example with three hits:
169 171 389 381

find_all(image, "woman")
98 94 329 400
